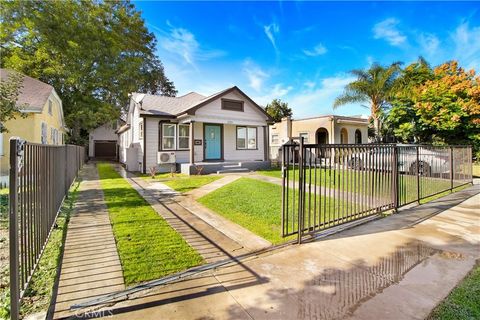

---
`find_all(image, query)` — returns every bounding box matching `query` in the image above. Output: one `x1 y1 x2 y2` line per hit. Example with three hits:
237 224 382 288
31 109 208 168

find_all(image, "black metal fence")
281 140 473 242
9 139 85 319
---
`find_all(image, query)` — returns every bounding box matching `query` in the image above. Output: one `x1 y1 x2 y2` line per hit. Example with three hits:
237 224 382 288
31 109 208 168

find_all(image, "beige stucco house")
117 86 274 174
269 115 369 161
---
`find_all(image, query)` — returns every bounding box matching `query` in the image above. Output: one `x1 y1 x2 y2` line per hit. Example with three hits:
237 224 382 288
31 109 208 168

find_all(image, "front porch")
180 160 271 175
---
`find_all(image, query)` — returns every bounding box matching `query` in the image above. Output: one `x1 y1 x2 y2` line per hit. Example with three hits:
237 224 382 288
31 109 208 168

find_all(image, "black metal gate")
281 139 473 243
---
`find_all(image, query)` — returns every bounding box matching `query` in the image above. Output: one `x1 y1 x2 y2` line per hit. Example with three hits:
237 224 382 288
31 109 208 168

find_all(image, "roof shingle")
0 69 54 112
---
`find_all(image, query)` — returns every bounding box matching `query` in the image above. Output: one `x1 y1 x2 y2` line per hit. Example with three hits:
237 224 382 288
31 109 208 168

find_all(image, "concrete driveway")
69 183 479 320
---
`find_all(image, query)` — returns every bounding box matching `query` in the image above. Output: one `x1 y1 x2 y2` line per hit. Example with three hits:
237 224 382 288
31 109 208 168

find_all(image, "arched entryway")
340 128 348 144
355 129 362 144
315 128 329 144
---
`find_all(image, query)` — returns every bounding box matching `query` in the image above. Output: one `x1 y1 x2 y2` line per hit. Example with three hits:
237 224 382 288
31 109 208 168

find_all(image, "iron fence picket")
9 139 85 320
281 143 473 242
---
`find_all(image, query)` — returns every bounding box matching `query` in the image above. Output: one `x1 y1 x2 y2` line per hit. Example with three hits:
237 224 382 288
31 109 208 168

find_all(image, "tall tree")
0 0 176 144
385 57 434 143
0 70 28 133
333 62 402 141
265 98 293 122
413 61 480 154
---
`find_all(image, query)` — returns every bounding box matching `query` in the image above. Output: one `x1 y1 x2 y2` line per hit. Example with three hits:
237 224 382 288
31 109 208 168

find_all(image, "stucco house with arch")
269 115 369 160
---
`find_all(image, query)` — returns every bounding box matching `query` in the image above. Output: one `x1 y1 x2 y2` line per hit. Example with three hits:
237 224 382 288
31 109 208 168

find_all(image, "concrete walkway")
52 164 125 319
76 183 479 320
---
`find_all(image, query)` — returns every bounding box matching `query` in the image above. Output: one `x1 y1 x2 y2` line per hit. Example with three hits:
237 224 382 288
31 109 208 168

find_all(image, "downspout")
143 117 147 174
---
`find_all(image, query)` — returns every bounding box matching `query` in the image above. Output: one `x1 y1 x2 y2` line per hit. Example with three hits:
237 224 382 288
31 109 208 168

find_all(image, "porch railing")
9 138 85 320
281 139 473 242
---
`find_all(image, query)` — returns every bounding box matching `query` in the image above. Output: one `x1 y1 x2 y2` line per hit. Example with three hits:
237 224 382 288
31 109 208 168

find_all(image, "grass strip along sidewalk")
428 263 480 320
0 182 79 319
97 163 203 285
143 173 222 193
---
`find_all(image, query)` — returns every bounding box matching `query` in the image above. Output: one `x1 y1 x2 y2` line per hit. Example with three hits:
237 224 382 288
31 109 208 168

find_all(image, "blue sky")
134 1 479 118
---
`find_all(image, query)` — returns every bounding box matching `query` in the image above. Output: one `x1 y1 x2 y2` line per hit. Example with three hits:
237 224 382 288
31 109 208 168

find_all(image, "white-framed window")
237 126 257 150
162 123 176 150
48 99 53 115
178 124 190 150
41 123 47 144
271 134 279 145
299 132 309 143
139 121 143 140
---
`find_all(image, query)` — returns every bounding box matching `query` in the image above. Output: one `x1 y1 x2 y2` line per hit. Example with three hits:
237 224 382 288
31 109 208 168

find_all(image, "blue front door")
205 125 221 160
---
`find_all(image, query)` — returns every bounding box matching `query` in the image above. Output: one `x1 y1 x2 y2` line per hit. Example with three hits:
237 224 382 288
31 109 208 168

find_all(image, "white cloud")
157 22 225 68
253 84 293 106
418 33 440 57
264 23 280 50
303 43 328 56
287 75 359 117
451 21 480 70
243 59 269 92
373 18 407 46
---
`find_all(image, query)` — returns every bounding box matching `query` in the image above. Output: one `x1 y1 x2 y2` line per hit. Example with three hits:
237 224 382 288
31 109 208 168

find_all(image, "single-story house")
117 86 274 174
88 121 120 160
0 69 67 185
269 115 369 161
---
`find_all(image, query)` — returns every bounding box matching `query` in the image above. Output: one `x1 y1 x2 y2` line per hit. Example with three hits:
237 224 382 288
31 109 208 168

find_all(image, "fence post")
64 147 68 198
416 146 420 204
392 145 399 211
298 137 304 244
450 146 454 192
9 139 21 320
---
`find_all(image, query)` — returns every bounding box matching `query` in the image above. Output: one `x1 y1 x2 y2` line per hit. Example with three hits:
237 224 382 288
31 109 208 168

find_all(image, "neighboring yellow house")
0 69 67 184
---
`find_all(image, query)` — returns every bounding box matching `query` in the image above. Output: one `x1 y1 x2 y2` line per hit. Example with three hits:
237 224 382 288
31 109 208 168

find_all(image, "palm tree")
333 62 402 142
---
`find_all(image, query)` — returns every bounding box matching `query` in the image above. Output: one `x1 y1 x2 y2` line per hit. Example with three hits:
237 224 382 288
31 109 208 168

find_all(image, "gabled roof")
133 86 273 122
134 91 206 117
0 69 54 112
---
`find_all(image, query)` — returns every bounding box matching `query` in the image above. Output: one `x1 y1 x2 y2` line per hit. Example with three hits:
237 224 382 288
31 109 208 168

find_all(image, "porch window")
178 124 190 150
162 123 176 150
237 126 257 150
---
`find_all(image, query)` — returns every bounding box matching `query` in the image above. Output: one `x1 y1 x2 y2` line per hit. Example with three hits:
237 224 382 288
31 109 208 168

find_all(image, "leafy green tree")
385 57 434 143
333 62 402 141
0 0 176 143
0 70 28 133
265 98 293 122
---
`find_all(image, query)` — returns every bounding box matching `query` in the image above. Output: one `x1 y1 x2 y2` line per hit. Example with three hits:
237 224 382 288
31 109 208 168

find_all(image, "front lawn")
143 173 222 193
198 178 350 244
428 264 480 320
97 163 203 285
258 167 460 204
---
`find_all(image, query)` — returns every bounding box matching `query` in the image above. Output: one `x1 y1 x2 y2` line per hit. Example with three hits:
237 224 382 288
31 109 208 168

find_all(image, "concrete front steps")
217 163 250 174
180 160 270 175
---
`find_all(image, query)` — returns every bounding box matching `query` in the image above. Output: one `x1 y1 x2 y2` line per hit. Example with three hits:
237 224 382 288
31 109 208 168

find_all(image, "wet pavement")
68 182 479 319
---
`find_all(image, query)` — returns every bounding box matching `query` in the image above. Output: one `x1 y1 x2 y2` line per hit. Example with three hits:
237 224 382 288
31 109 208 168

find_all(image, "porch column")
189 121 195 164
264 126 269 161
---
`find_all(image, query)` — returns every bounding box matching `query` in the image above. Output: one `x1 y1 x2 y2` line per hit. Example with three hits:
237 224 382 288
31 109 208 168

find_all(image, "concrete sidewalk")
52 164 125 319
76 183 479 320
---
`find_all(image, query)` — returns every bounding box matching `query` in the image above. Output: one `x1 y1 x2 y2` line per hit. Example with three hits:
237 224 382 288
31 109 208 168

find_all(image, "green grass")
0 181 79 319
428 263 480 320
97 163 203 285
143 173 222 193
198 178 350 245
258 167 461 204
